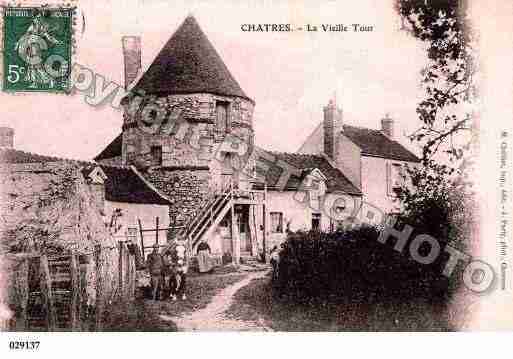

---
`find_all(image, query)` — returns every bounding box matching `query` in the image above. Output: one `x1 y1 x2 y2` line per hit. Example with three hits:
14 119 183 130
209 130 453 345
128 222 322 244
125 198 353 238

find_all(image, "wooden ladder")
26 254 81 331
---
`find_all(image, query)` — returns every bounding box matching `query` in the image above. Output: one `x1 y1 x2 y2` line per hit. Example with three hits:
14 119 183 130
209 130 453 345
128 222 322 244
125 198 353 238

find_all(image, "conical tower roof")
133 16 252 102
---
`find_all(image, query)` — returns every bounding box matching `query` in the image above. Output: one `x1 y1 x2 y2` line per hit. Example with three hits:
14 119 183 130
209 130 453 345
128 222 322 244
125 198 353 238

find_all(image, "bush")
274 226 458 304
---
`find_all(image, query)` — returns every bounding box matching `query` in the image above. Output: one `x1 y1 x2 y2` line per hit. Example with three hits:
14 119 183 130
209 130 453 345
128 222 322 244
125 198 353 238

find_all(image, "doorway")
235 206 251 253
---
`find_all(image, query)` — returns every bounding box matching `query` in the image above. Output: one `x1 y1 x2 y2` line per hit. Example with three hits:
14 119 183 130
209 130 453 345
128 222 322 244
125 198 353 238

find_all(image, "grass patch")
158 273 247 318
226 276 454 331
102 300 178 332
102 272 247 331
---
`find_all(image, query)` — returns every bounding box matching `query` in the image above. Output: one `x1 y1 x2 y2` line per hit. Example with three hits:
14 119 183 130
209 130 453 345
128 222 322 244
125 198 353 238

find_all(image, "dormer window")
216 101 230 134
302 168 327 210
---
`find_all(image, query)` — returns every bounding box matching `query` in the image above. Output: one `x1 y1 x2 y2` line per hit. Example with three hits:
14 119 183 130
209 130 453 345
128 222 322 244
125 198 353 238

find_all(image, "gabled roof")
0 148 171 206
94 133 122 161
100 165 171 205
132 16 252 102
255 148 362 196
342 125 419 162
298 123 420 162
81 165 107 184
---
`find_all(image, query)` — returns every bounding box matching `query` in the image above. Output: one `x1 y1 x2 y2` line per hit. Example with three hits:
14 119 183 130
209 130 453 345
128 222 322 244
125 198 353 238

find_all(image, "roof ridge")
261 148 321 158
343 123 380 132
99 164 131 169
129 165 173 204
0 147 95 166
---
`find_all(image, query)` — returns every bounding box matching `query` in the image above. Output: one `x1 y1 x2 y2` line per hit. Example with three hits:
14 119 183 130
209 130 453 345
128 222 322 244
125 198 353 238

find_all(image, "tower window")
216 101 230 134
150 145 162 166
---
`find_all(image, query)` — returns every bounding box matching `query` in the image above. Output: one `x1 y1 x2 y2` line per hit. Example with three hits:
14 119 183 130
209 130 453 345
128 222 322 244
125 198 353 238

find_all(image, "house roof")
99 165 171 205
298 123 420 162
255 148 362 195
0 148 171 206
342 125 419 162
0 147 87 164
131 16 252 102
94 133 122 161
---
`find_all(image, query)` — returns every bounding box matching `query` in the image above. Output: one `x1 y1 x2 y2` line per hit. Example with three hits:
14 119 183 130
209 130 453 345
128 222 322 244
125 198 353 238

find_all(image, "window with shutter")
270 212 283 233
387 162 403 196
216 101 230 134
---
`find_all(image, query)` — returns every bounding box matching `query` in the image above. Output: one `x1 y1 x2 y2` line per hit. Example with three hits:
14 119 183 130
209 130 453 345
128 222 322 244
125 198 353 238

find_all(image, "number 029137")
9 341 40 350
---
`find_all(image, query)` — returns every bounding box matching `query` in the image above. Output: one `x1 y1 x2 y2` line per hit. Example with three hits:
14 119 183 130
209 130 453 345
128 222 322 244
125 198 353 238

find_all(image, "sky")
0 0 427 161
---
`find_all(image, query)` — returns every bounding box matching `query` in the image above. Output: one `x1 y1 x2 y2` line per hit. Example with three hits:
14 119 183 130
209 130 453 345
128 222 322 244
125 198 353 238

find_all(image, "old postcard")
0 0 512 343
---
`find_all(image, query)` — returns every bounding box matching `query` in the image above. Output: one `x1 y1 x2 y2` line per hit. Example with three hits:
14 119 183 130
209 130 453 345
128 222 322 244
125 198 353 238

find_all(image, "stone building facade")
94 15 420 261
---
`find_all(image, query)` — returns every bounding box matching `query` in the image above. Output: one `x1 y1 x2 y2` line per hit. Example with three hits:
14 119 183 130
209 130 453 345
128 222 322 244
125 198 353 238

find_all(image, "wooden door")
236 210 251 253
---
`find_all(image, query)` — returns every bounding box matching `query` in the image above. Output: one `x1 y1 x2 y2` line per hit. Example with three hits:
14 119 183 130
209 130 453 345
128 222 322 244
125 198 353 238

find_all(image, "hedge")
273 225 460 304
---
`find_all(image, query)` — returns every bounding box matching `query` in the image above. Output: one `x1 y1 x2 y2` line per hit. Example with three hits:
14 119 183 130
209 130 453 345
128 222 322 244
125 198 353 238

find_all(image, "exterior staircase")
171 178 266 263
178 183 233 253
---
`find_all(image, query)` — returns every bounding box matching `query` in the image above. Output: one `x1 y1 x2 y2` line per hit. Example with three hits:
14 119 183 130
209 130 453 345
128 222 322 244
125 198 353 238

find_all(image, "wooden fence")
3 242 137 331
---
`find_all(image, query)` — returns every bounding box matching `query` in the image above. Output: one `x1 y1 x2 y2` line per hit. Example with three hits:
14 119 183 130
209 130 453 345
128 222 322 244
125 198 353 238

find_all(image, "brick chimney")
323 99 343 160
0 127 14 148
381 113 394 139
122 36 142 90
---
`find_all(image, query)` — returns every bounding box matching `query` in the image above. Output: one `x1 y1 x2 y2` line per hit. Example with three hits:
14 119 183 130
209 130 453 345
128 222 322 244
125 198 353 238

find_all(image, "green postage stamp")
2 7 73 92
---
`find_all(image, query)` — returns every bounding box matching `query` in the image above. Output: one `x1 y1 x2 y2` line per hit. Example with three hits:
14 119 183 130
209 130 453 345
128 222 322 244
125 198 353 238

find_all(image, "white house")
298 101 420 216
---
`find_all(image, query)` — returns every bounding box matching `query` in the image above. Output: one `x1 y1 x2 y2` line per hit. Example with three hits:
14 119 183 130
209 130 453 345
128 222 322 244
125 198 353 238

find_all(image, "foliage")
394 160 476 250
274 228 457 304
393 1 478 252
396 0 477 164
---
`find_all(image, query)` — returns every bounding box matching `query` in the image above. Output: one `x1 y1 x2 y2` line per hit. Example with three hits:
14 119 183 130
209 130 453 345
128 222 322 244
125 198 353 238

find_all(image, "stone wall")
122 93 254 169
88 183 105 213
0 162 130 327
142 168 212 226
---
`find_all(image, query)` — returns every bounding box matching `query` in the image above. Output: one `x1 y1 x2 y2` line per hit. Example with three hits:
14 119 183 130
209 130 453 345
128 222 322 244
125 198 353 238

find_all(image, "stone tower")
119 16 255 224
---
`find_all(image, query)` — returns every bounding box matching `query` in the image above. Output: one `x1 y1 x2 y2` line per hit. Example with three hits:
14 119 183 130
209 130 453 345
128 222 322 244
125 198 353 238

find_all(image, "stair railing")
178 176 235 252
188 184 233 250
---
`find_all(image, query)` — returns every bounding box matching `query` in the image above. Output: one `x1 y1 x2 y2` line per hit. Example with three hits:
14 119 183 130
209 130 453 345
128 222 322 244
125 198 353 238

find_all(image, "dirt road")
159 270 271 331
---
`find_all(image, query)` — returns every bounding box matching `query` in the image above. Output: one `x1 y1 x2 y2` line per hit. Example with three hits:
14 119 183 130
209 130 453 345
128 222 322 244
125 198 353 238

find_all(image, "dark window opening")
150 145 162 166
312 213 321 231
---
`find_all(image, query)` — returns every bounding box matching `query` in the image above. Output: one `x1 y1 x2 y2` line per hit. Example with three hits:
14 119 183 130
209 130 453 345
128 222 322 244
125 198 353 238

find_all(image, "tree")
395 159 476 250
396 0 477 165
394 1 477 247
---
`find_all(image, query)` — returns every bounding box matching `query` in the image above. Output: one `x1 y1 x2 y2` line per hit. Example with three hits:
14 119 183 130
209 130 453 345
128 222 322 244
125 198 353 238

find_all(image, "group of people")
146 243 188 301
145 239 215 301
